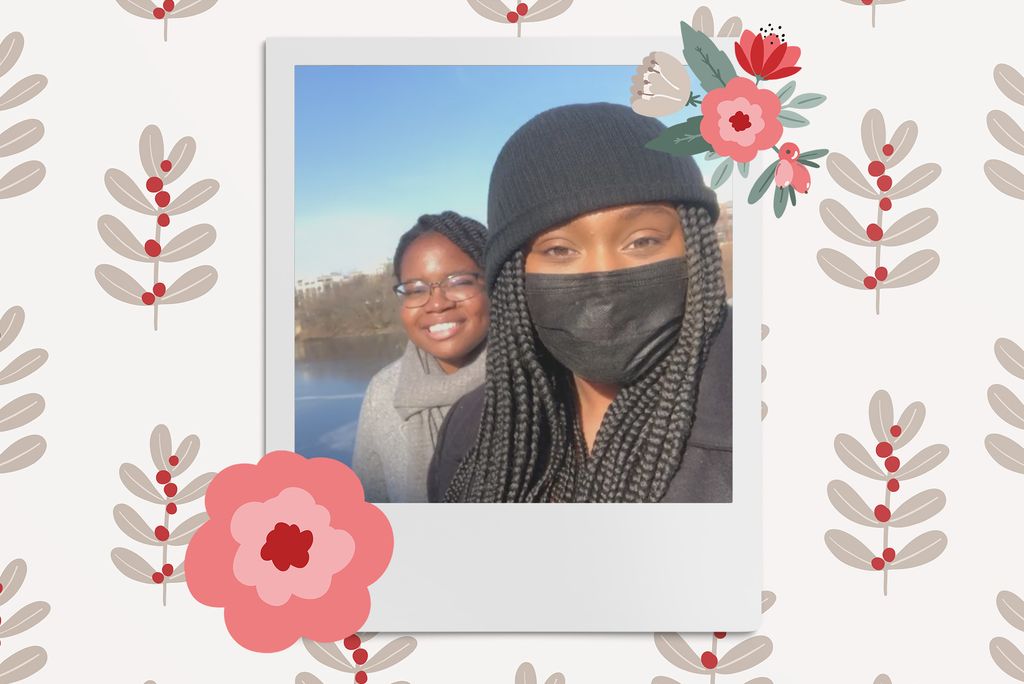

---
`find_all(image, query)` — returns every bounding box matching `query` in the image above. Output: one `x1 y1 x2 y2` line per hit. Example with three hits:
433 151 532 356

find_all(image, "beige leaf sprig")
0 306 46 476
817 109 940 314
96 125 218 331
653 590 775 683
298 633 416 684
110 424 214 606
466 0 573 38
824 390 948 596
838 0 905 29
0 559 49 683
691 5 743 38
986 338 1024 474
991 591 1024 680
515 662 565 684
874 677 893 684
986 64 1024 201
116 0 218 42
0 33 46 201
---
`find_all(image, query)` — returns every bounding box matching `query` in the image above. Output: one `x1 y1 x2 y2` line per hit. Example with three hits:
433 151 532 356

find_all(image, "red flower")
734 29 801 81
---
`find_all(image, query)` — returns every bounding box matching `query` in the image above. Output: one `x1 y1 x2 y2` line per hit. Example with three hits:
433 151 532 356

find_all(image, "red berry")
160 160 172 172
169 455 180 466
0 584 4 593
166 502 178 514
152 572 165 583
877 175 893 191
153 7 165 19
880 197 892 211
155 191 171 208
713 631 727 639
875 267 888 281
164 482 178 497
863 276 877 289
343 635 361 650
156 470 172 484
146 176 163 193
862 0 873 4
355 673 368 684
353 648 368 665
871 556 885 570
517 2 528 14
875 442 893 458
890 425 902 437
141 292 156 306
884 456 900 473
874 504 891 522
701 651 718 669
867 161 885 177
882 143 894 156
866 223 883 241
162 563 173 576
882 547 896 563
153 282 167 297
157 213 170 227
144 240 161 257
155 525 169 541
506 11 519 22
163 0 175 10
887 478 900 492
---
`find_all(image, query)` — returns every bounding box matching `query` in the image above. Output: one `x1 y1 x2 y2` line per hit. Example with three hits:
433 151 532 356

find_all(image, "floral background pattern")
0 0 1022 680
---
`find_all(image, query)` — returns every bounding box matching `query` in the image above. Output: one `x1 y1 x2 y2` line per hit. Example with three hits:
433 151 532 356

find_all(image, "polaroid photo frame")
266 36 762 631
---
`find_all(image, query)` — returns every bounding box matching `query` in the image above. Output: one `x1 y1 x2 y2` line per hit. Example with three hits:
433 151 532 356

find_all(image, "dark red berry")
882 143 894 156
875 267 888 281
882 547 896 562
169 455 180 466
153 7 165 19
701 651 718 669
155 525 169 541
887 478 900 492
153 282 166 297
146 176 163 193
145 240 161 257
880 197 892 211
876 442 893 458
163 0 175 10
890 425 902 437
160 160 172 172
506 11 519 22
871 556 884 570
884 456 900 473
166 502 178 514
141 292 156 306
155 191 171 208
156 470 171 484
152 572 165 583
157 213 170 227
343 635 361 650
863 276 877 289
713 631 727 639
868 161 885 177
353 648 368 665
517 2 528 14
355 673 368 684
866 223 883 241
862 0 873 4
0 584 4 593
874 504 891 523
164 482 178 497
162 563 173 576
877 175 893 191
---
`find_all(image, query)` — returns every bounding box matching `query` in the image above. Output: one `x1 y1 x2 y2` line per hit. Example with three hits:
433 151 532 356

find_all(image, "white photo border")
266 36 762 631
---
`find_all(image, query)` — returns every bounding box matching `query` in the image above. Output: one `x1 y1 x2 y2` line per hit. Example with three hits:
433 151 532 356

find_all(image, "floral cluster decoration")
632 20 828 218
184 450 394 653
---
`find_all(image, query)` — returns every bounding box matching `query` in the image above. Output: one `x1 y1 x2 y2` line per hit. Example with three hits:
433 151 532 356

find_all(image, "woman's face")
398 232 489 370
524 202 685 274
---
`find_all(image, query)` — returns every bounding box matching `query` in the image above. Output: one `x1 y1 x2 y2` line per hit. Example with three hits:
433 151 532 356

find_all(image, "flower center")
729 110 752 132
260 522 314 571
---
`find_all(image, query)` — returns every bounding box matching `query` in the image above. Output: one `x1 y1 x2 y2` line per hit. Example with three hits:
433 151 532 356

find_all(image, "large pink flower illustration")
699 77 783 163
185 450 393 652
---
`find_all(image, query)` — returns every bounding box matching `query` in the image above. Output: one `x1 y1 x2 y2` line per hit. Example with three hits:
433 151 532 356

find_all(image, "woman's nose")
424 284 454 311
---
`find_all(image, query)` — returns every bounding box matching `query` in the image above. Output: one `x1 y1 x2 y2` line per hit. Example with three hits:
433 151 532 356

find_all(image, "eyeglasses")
393 272 485 309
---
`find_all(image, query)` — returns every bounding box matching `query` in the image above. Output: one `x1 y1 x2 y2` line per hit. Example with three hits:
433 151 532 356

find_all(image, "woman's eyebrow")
617 204 676 221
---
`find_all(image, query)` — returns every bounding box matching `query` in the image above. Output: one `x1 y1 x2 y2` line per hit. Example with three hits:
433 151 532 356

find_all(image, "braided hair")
444 204 727 503
393 211 487 280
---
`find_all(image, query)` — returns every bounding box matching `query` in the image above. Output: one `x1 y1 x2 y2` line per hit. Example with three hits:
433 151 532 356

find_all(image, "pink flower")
185 451 393 652
699 77 783 163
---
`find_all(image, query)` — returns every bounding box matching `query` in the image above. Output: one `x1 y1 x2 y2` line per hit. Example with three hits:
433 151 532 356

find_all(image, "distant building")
295 272 349 298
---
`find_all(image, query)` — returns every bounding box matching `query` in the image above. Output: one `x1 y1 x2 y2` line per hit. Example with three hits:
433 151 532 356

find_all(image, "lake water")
295 332 407 465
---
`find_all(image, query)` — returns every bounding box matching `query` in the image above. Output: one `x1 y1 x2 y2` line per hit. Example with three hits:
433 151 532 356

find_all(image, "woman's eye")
542 245 576 258
627 236 662 250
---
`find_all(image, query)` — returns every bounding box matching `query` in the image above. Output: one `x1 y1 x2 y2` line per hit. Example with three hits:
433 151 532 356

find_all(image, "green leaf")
797 148 829 161
645 116 712 156
748 160 780 204
776 81 797 105
797 159 820 168
680 21 738 92
738 161 750 178
786 93 827 109
789 185 797 206
773 185 788 218
778 110 810 128
710 158 734 189
704 150 721 160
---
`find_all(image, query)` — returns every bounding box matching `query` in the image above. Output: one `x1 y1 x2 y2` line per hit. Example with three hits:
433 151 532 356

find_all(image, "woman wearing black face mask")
427 102 731 503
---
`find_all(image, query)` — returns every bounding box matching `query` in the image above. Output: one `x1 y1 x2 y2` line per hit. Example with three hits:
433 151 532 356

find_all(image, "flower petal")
764 66 802 80
761 42 788 77
649 51 690 94
751 33 765 75
734 41 754 78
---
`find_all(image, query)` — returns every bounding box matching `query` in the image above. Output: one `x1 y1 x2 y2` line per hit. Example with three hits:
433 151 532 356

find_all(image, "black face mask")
524 258 688 386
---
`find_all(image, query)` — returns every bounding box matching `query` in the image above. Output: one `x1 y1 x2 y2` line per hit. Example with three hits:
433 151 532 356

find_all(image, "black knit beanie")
484 102 719 289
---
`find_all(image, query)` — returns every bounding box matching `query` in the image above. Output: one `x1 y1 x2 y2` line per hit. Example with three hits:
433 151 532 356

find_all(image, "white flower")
629 51 692 118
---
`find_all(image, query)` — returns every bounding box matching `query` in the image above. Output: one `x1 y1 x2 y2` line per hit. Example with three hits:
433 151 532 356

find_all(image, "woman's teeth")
426 321 460 339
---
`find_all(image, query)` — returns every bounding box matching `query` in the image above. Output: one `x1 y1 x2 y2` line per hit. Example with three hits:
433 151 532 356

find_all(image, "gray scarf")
391 340 486 462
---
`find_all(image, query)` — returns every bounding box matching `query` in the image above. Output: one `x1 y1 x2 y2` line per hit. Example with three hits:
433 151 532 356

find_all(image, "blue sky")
294 64 724 281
